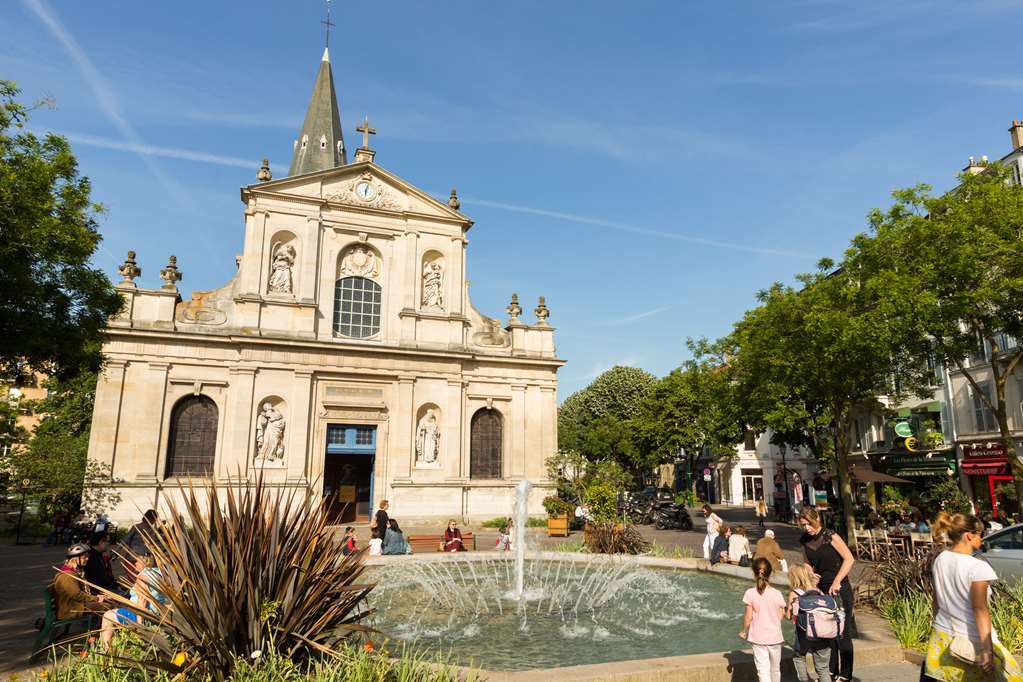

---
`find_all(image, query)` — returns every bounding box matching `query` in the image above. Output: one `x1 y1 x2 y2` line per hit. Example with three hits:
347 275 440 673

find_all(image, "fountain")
366 480 773 671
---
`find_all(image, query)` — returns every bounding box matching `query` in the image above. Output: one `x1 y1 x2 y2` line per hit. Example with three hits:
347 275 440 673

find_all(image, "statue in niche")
422 261 443 308
268 243 296 294
415 409 441 464
339 245 378 278
255 401 286 461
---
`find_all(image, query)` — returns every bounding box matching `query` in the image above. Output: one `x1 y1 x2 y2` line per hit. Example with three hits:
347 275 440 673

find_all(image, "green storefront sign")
884 452 956 478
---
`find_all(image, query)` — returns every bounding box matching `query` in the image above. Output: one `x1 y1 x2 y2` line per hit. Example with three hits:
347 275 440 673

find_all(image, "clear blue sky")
4 1 1023 398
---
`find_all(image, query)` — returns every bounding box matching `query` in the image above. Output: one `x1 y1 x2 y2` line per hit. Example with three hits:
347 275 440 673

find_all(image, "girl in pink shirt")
739 557 787 682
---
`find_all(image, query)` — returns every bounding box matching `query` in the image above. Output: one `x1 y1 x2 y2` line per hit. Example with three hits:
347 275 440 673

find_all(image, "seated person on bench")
443 519 467 552
52 543 106 628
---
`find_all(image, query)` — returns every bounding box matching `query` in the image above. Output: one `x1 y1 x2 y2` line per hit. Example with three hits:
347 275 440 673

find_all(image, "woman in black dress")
798 506 856 682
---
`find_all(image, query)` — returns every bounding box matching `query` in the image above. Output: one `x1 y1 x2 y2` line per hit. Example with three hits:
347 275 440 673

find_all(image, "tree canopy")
0 80 122 379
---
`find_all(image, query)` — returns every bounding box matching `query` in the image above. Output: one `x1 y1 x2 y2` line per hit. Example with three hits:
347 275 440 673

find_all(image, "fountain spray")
512 478 532 600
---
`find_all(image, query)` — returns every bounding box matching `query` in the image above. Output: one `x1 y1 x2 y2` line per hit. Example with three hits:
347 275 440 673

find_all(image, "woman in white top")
729 525 752 564
922 512 1023 681
702 504 723 560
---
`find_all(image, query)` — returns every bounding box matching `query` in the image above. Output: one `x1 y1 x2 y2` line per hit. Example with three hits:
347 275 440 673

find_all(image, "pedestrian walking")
921 513 1023 682
702 504 723 560
739 557 786 682
787 563 833 682
755 496 768 527
798 507 855 682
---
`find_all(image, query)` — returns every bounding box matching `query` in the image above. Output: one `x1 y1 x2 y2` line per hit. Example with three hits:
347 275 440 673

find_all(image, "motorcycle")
652 502 694 531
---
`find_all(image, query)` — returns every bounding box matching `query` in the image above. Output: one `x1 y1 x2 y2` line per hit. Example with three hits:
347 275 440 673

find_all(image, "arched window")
165 395 218 477
333 276 382 338
470 408 503 479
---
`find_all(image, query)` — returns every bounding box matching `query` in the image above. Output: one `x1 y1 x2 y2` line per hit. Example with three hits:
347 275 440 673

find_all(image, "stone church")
86 48 563 524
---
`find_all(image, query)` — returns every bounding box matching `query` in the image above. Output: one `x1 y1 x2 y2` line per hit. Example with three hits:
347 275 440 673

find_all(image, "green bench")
32 587 94 662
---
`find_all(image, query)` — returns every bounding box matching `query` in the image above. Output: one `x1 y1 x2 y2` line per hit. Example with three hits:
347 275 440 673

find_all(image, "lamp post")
779 444 791 522
14 478 31 545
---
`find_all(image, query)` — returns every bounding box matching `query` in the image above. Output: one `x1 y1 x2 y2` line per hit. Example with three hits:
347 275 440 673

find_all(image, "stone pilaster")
525 384 543 480
239 207 268 296
446 379 465 479
394 376 416 480
136 362 170 481
510 384 527 478
297 217 321 303
540 385 557 480
221 367 256 478
86 360 127 477
288 370 314 481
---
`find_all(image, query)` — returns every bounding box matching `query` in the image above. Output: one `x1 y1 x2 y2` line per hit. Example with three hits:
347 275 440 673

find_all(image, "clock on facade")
355 181 376 200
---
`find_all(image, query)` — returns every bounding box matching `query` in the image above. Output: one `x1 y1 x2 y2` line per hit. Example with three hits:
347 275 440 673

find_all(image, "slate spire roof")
288 47 347 176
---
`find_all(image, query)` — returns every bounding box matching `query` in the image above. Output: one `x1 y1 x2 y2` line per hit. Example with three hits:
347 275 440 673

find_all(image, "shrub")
583 483 618 524
922 478 972 514
583 522 650 554
542 496 573 517
93 476 376 680
993 579 1023 654
674 490 698 507
879 589 932 651
857 551 933 608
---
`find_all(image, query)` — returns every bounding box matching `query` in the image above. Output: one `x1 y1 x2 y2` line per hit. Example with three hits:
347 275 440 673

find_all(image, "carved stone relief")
325 172 404 211
422 260 444 309
338 245 379 278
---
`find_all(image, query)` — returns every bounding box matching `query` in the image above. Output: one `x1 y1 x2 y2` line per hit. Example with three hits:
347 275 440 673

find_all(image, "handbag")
739 555 751 567
949 634 977 665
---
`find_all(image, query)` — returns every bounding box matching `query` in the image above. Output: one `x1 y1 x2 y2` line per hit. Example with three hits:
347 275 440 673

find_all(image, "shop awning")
961 458 1008 476
896 400 942 417
849 466 911 484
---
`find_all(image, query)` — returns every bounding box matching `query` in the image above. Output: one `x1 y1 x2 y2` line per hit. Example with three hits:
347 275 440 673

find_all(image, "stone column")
404 231 419 309
289 370 314 482
449 237 466 316
219 368 256 479
239 207 268 296
134 362 170 481
446 379 465 479
86 360 127 477
509 384 527 479
394 376 415 480
297 217 321 303
538 385 557 480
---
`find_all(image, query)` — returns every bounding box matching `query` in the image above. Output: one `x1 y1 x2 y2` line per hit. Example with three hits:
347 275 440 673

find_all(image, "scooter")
652 502 694 530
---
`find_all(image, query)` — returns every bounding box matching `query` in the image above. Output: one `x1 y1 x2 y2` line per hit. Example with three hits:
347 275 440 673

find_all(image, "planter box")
547 513 570 537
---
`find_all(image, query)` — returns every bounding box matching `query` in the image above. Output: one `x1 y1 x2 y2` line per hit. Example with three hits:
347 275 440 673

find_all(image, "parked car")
980 524 1023 580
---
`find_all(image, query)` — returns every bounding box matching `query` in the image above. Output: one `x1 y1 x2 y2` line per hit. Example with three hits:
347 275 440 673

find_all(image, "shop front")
960 442 1016 516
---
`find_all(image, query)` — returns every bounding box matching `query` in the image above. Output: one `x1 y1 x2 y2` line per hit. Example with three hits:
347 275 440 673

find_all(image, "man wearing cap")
52 543 105 621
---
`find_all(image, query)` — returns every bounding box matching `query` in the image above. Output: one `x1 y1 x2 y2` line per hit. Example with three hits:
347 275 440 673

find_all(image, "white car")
981 524 1023 580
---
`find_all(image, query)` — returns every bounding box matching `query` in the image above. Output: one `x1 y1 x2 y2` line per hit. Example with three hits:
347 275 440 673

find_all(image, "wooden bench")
407 532 476 554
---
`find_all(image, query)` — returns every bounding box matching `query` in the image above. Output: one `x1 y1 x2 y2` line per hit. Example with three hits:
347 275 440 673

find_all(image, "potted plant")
543 495 573 537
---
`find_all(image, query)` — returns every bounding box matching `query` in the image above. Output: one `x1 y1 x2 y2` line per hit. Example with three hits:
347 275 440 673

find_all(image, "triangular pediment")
242 161 470 226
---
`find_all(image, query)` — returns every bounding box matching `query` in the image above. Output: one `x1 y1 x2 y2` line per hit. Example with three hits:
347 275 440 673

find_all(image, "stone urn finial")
448 187 461 210
506 293 522 322
257 158 272 182
117 250 141 285
160 255 182 290
534 296 550 326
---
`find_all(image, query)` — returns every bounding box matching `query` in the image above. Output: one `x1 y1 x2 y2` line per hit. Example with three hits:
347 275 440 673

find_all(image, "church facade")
86 49 563 524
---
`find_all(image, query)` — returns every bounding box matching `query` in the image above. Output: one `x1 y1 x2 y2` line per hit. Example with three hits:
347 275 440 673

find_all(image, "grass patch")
551 538 588 553
645 542 696 559
479 516 546 528
993 579 1023 654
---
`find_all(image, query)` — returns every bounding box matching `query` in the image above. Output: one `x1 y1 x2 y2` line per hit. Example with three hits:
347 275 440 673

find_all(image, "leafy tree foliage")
0 81 122 379
724 264 932 540
853 168 1023 494
3 371 119 515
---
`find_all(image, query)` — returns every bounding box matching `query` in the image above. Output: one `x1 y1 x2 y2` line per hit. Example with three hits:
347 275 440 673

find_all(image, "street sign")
702 468 712 482
894 421 913 438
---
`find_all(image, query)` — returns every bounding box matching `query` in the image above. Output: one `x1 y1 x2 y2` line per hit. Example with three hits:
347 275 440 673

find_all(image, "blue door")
323 425 376 523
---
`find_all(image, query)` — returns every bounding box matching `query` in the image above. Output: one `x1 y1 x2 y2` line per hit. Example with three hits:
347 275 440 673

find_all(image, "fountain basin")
365 553 792 672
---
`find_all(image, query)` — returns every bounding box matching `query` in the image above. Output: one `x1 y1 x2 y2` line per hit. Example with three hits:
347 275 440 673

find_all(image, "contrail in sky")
459 196 815 259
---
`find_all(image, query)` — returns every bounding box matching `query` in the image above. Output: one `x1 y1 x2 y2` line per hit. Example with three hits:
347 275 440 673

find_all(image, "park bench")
32 587 94 662
406 532 476 553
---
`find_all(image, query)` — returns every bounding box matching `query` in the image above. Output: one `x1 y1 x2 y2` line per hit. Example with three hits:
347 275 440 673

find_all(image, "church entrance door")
324 425 376 524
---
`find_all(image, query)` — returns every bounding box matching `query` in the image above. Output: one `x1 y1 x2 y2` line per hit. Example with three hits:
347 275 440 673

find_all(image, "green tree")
557 366 656 483
0 81 122 379
725 265 932 542
854 168 1023 499
4 371 119 514
632 352 742 491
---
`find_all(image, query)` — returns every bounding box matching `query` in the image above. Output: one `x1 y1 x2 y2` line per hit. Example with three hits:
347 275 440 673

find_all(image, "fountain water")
511 478 532 600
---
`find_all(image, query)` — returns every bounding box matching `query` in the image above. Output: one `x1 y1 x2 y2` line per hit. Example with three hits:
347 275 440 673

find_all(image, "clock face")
355 181 375 200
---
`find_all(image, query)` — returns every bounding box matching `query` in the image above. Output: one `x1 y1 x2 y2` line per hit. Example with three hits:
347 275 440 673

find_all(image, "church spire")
288 46 347 176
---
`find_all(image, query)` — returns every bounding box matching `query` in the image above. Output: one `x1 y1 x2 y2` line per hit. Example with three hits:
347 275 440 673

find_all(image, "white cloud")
604 306 672 326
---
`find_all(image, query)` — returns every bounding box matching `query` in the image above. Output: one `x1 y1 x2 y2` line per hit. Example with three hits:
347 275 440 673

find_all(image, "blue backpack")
795 589 845 641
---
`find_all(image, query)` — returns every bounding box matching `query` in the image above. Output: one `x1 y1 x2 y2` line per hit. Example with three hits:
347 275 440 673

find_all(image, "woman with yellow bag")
922 512 1023 682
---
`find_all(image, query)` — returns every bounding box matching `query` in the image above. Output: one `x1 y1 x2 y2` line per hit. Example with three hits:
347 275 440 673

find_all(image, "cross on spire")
321 0 335 49
356 116 376 149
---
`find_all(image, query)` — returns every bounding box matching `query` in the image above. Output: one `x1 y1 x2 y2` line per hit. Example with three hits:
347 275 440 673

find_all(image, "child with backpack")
787 563 841 682
739 557 787 682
